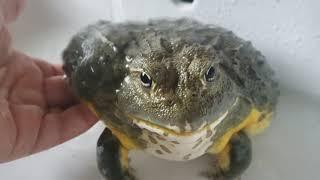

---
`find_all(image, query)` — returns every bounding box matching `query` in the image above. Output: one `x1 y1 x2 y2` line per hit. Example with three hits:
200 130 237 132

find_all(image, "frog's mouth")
126 97 264 154
127 111 229 138
126 97 243 138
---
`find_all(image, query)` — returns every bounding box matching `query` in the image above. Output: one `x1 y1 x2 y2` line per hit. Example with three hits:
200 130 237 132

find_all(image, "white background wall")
1 0 320 180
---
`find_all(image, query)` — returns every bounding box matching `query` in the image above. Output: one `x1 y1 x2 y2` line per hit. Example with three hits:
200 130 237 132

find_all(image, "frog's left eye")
205 66 215 82
140 72 152 87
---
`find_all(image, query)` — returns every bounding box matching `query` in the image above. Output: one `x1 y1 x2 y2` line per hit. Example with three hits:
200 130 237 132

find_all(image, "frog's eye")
140 72 152 87
205 66 215 82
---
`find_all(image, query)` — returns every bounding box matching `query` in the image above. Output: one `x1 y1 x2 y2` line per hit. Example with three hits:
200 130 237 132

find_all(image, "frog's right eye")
140 72 152 88
205 66 215 82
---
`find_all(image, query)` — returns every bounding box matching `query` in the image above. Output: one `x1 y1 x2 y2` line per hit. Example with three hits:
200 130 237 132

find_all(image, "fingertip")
34 59 64 77
44 75 77 107
33 103 99 153
59 103 99 141
77 103 99 126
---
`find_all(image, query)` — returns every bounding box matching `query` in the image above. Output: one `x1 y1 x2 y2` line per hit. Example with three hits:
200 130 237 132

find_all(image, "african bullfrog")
62 18 279 180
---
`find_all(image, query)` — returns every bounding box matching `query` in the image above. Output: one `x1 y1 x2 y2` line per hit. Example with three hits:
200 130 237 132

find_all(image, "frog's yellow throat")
126 101 272 148
84 101 139 150
208 108 272 154
84 99 272 160
129 105 271 161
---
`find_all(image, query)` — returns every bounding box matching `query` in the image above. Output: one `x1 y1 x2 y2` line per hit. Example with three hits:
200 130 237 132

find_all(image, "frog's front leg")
205 131 252 180
97 128 136 180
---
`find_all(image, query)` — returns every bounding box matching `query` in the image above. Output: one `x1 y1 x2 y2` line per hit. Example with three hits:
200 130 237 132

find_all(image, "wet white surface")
1 0 320 180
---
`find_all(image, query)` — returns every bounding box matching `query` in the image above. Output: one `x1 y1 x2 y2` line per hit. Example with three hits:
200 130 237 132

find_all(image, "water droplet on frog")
112 46 118 52
99 56 104 61
124 76 130 83
97 146 104 155
90 66 95 73
115 89 120 93
126 56 133 62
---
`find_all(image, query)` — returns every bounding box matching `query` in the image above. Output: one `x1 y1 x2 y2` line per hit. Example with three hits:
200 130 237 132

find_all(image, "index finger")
32 103 98 153
33 59 64 77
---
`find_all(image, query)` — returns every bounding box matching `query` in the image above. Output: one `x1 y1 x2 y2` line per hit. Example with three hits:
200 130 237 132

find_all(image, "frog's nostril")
173 0 194 4
166 100 175 106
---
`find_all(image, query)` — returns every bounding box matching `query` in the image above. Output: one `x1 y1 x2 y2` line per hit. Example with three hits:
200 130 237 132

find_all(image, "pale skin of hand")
0 0 98 163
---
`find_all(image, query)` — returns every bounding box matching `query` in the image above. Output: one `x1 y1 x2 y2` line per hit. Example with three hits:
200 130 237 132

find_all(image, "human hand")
0 0 98 163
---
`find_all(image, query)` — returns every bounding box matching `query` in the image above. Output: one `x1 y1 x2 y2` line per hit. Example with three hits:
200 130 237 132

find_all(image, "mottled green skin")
63 18 279 179
63 18 278 132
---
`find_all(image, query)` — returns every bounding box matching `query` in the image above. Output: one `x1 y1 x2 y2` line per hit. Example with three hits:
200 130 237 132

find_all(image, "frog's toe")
122 170 137 180
200 170 232 180
201 170 241 180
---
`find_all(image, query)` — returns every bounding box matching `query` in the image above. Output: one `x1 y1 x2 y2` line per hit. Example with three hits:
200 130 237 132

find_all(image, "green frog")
63 18 279 180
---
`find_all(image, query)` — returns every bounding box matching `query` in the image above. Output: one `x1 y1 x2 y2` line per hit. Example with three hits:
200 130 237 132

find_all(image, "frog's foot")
200 168 229 180
97 128 137 180
201 171 242 180
122 170 136 180
205 131 251 180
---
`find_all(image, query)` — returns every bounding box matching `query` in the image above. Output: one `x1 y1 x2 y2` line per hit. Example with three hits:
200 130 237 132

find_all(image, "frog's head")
113 39 236 134
64 21 277 138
